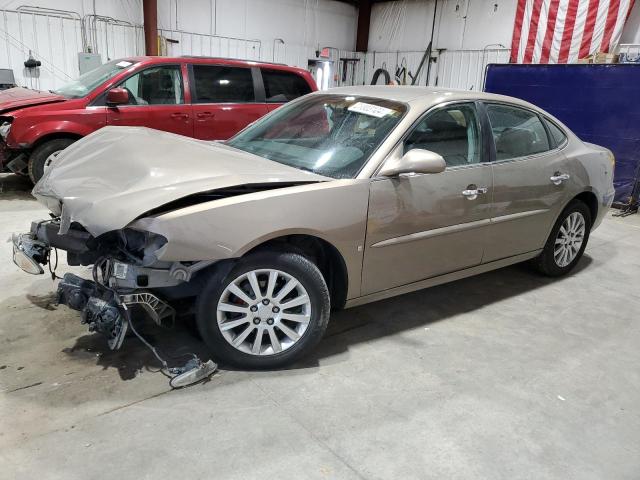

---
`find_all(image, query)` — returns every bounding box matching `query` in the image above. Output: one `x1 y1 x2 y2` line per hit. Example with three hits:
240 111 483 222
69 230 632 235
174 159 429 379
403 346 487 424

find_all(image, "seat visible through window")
404 104 481 167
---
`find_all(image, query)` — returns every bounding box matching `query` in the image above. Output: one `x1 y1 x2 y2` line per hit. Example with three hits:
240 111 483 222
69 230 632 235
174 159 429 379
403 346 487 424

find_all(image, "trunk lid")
33 126 330 236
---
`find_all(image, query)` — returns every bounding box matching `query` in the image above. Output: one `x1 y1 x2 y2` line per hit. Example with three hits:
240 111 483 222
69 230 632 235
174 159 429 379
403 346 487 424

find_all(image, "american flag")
510 0 636 63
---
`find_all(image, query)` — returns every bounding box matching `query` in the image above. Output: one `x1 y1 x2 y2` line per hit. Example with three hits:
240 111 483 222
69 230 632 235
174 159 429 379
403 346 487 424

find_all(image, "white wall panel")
369 0 518 52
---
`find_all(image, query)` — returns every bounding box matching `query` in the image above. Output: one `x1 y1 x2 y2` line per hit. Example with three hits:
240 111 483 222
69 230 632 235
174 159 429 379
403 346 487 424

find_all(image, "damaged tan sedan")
12 86 615 369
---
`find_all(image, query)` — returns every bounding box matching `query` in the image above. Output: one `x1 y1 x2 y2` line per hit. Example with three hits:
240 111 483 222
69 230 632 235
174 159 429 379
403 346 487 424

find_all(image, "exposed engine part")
82 297 129 350
120 291 175 328
56 272 94 310
169 260 216 282
55 272 215 388
7 153 27 174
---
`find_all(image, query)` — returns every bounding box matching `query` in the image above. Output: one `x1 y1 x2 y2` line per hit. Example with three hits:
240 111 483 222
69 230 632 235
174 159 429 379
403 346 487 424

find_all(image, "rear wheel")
28 138 76 183
533 200 591 276
196 251 330 369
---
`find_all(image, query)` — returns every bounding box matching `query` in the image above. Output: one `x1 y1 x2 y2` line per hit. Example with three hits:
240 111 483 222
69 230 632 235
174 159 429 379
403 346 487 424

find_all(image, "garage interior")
1 1 640 478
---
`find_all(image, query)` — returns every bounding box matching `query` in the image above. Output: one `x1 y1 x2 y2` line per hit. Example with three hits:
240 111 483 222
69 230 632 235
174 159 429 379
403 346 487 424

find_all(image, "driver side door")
106 64 193 137
361 102 493 295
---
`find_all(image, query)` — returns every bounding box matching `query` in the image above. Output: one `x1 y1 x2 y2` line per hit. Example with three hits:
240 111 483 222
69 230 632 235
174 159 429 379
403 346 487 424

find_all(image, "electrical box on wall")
78 53 102 75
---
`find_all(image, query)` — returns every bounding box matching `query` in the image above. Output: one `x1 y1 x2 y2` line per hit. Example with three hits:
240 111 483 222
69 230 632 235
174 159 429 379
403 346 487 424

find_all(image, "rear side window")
262 69 312 102
192 65 255 103
486 104 550 160
544 118 568 147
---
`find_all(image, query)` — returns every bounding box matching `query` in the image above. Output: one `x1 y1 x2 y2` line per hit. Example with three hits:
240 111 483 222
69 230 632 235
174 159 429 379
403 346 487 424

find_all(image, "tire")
28 138 76 184
532 199 592 277
196 251 331 369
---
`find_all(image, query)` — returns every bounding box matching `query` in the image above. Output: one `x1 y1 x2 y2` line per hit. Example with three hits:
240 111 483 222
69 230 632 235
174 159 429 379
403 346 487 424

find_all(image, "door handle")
196 111 213 119
550 173 570 185
170 112 189 120
462 186 488 200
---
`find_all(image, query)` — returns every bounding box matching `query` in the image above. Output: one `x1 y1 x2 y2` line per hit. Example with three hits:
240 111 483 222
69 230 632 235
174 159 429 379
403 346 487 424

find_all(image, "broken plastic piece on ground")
169 359 217 388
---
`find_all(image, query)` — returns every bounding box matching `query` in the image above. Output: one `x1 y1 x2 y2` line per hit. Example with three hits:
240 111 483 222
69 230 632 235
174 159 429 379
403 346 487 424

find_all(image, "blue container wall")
484 64 640 203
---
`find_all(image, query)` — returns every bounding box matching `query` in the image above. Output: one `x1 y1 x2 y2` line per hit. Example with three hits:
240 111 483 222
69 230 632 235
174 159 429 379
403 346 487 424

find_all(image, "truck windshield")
227 94 406 179
53 59 138 98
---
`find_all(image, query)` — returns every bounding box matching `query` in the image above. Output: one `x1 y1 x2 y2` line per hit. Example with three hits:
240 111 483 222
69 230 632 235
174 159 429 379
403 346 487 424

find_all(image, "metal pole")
425 0 438 86
143 0 157 55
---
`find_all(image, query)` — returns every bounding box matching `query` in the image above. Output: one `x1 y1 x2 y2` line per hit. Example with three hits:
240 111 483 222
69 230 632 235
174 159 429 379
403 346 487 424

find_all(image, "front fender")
8 119 98 148
130 180 371 299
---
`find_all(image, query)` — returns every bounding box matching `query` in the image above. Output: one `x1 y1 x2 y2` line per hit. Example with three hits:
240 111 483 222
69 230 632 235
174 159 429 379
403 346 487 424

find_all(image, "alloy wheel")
216 269 312 356
554 211 586 267
43 150 62 173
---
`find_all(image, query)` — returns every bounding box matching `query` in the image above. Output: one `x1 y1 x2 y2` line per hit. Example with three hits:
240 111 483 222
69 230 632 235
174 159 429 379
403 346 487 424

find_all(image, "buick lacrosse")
12 86 615 369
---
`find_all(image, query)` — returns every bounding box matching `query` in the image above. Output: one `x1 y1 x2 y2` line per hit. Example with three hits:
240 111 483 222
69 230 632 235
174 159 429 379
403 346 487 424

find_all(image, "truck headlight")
0 121 11 140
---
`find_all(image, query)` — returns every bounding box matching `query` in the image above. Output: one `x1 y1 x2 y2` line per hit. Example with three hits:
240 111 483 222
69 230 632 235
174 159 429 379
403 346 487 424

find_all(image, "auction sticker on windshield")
348 102 394 118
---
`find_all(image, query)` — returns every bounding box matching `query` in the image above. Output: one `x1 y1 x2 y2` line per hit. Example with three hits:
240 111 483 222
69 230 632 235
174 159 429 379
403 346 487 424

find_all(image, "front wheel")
196 251 330 369
533 200 592 277
28 138 76 183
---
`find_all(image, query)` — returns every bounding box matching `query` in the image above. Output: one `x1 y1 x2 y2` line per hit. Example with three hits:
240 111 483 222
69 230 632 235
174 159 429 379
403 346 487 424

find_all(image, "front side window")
192 65 255 103
53 59 139 98
404 103 481 167
119 65 184 105
227 94 406 179
262 69 312 102
486 104 550 160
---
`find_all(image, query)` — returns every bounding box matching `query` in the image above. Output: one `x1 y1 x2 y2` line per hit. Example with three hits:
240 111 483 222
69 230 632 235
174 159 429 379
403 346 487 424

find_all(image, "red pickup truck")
0 56 317 182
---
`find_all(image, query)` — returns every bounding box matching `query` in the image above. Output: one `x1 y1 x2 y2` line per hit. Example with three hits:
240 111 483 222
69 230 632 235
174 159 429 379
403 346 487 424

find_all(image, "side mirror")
106 87 129 106
379 148 446 177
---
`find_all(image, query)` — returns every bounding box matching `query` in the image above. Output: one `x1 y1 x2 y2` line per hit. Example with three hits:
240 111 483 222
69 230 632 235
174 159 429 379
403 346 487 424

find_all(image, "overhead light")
219 79 230 85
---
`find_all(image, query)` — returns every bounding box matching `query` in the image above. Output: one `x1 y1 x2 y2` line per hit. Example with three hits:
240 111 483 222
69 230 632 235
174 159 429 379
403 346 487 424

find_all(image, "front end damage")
12 219 217 387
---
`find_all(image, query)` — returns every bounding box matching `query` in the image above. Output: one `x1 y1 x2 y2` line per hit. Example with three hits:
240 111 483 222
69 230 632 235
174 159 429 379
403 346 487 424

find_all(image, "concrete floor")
1 172 639 480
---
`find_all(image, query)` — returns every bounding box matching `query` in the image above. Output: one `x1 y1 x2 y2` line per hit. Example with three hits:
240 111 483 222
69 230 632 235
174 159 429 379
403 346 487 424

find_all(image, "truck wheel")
196 251 331 369
28 138 76 183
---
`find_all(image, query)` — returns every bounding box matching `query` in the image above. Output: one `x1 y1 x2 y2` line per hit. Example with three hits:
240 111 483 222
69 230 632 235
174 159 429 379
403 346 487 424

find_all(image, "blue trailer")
484 64 640 206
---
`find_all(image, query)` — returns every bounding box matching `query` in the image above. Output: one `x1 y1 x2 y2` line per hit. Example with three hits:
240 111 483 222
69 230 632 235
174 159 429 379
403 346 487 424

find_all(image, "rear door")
259 68 313 113
189 64 268 140
106 64 193 137
482 102 574 262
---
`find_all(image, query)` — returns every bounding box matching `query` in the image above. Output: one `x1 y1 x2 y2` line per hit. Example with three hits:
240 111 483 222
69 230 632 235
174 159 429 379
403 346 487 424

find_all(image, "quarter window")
192 65 255 103
119 65 184 105
486 104 550 160
544 118 568 147
404 103 481 167
262 69 312 102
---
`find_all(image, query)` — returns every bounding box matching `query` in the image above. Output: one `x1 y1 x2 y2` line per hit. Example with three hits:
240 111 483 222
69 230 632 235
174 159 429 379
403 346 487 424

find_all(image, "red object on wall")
510 0 636 63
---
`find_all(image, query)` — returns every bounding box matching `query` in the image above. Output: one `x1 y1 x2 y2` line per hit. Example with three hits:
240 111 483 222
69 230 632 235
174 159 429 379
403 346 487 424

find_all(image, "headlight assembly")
0 121 11 140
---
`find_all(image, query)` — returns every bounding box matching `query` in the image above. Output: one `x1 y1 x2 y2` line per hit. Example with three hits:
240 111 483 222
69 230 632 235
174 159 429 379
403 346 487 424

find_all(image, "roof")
121 56 309 73
321 85 541 111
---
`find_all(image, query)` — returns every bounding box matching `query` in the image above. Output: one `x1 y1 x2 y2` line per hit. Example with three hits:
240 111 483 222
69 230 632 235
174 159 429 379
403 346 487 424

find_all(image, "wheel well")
247 235 349 309
574 191 598 227
31 132 82 150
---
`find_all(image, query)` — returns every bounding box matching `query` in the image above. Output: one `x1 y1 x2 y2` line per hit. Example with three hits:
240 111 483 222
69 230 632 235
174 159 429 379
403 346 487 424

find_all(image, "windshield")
227 94 407 179
53 59 138 98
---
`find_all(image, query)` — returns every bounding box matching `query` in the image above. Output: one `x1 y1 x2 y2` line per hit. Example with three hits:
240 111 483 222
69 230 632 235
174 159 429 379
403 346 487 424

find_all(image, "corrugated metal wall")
0 7 510 92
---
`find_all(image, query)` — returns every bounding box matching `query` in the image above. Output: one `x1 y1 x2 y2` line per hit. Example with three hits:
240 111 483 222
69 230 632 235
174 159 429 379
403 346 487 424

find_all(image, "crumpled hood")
33 126 329 236
0 87 65 113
